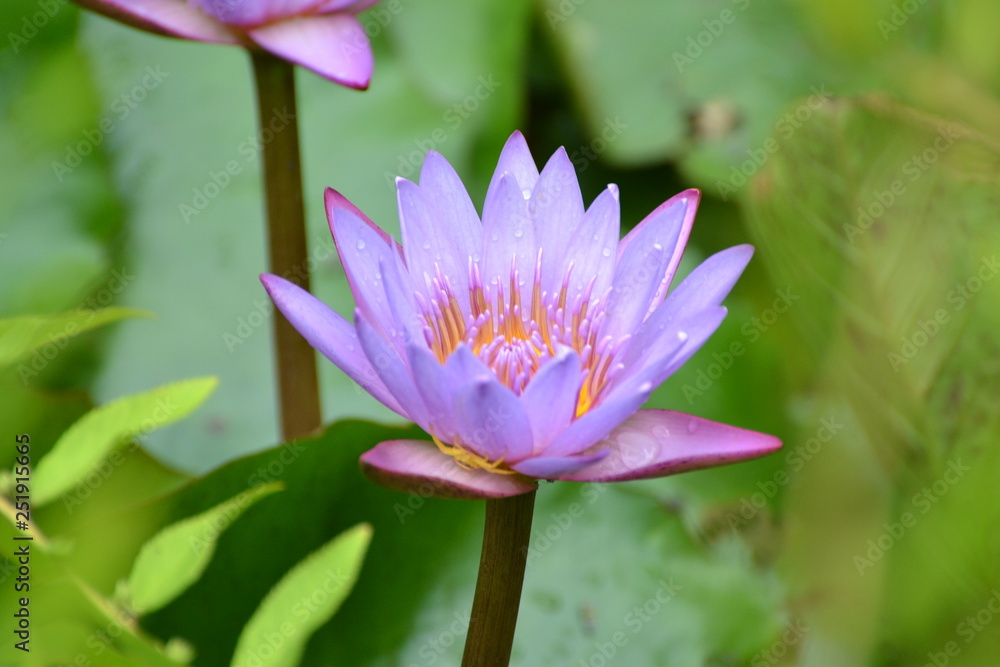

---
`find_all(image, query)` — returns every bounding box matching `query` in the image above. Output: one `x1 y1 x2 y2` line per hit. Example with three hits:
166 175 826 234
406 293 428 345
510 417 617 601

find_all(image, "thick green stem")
461 491 537 667
250 51 322 441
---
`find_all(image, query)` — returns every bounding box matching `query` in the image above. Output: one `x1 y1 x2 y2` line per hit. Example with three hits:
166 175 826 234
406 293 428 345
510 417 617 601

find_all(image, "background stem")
461 491 537 667
250 51 322 441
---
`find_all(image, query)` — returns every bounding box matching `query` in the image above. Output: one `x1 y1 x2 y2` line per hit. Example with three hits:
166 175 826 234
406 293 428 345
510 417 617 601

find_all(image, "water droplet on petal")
522 188 532 199
422 241 431 250
677 331 688 342
601 247 611 257
514 228 524 238
491 233 499 242
356 239 366 250
687 420 699 434
472 253 481 263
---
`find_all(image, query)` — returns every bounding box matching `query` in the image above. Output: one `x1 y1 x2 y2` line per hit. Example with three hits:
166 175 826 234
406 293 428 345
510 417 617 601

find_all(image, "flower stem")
250 51 322 441
462 490 537 666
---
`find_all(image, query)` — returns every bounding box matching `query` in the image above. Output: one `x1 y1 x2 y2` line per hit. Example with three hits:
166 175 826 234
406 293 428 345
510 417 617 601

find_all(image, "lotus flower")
70 0 378 88
261 132 781 498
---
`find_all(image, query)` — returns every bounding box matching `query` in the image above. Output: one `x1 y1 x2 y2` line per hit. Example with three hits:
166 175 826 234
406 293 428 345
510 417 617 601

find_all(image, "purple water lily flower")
70 0 378 87
262 131 781 498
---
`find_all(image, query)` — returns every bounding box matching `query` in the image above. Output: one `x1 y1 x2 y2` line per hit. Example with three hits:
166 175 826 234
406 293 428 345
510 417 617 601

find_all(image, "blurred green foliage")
2 0 999 665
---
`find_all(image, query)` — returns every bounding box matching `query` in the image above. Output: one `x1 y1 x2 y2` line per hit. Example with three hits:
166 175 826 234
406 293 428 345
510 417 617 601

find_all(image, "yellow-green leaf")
128 482 283 615
31 377 217 506
0 308 145 369
230 524 373 667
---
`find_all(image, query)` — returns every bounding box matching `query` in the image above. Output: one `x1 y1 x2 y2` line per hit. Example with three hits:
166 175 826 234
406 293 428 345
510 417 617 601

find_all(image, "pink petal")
249 14 373 88
360 440 537 499
192 0 322 26
558 410 781 482
75 0 240 43
326 193 399 336
259 274 406 416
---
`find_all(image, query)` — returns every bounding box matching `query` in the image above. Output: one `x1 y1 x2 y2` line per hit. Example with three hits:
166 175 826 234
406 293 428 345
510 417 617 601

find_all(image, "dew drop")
601 247 611 258
687 420 699 434
521 188 532 199
677 331 688 342
472 253 481 263
514 228 524 238
356 239 366 250
491 232 499 242
422 241 431 250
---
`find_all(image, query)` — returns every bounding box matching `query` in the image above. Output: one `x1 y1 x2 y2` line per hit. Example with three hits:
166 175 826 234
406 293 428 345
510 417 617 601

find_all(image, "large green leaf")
230 523 371 667
32 376 218 506
79 0 532 473
128 482 282 615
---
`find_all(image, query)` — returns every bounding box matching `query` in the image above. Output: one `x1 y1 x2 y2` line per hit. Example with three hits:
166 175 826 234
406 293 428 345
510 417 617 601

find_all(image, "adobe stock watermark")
403 610 471 666
6 0 67 54
223 235 337 352
577 578 682 666
52 67 170 181
179 106 295 223
843 124 962 244
725 415 843 530
715 85 831 201
921 590 1000 667
18 268 135 385
672 0 753 73
853 458 970 575
887 255 999 371
752 619 808 666
383 74 502 189
681 286 799 404
544 0 587 29
878 0 930 40
521 482 609 565
339 0 411 57
245 441 307 487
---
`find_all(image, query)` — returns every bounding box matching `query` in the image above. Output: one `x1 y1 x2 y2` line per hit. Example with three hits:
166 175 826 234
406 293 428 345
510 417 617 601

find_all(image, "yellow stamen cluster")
432 434 517 475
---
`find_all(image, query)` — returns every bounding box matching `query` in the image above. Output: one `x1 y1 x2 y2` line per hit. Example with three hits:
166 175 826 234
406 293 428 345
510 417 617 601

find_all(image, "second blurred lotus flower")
71 0 379 87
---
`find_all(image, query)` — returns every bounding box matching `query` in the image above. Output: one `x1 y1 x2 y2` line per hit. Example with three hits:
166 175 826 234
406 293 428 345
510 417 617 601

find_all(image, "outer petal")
355 311 429 428
326 192 398 334
481 174 536 308
453 378 534 463
611 307 728 400
485 131 539 205
558 410 781 482
249 14 373 88
360 440 537 499
73 0 241 43
510 450 608 479
520 348 582 452
259 274 406 416
407 344 462 441
606 189 699 336
625 245 753 368
542 376 653 458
